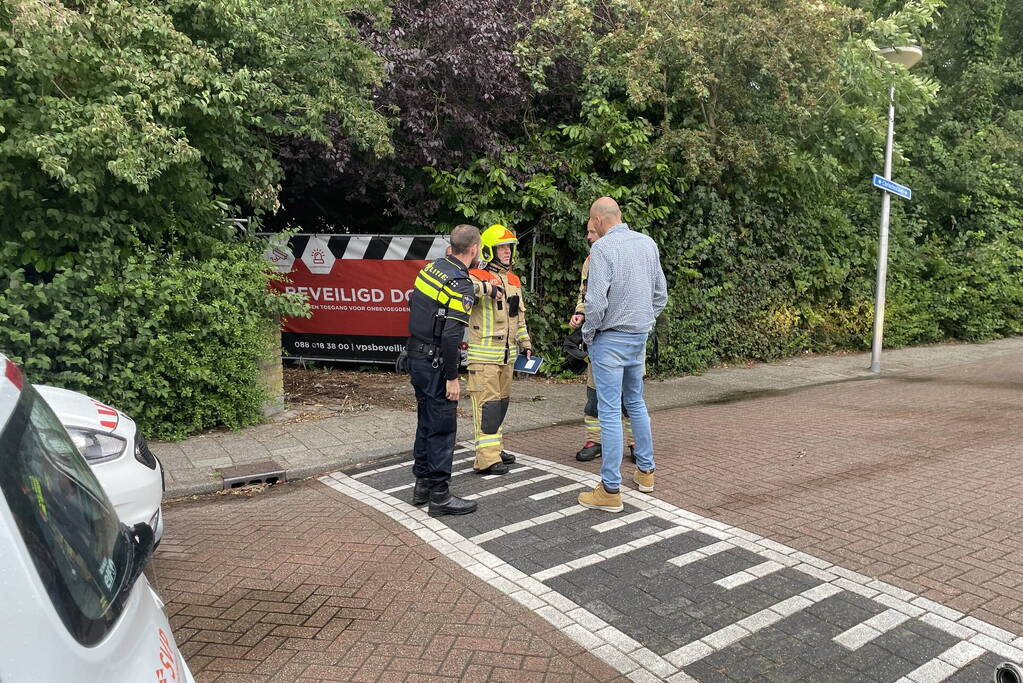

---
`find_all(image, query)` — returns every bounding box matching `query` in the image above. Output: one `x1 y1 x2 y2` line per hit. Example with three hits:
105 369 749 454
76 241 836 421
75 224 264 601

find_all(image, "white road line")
834 609 910 650
896 641 986 683
465 473 558 500
591 510 652 533
381 457 479 492
937 641 987 668
351 449 471 478
668 541 732 568
470 505 586 544
664 584 843 668
478 466 527 478
714 560 785 590
533 526 690 581
530 482 585 500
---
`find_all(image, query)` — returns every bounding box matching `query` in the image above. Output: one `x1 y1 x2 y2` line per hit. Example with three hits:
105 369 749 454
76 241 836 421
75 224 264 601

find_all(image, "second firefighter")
467 224 533 474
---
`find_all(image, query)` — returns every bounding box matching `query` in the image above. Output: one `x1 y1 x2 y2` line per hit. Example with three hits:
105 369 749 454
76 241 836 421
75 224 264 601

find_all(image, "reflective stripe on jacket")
467 267 531 365
407 256 473 348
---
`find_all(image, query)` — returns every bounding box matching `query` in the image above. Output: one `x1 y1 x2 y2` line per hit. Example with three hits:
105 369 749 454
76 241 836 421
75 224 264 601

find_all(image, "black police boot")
412 479 430 506
500 451 516 465
576 441 602 462
475 461 510 475
428 487 478 517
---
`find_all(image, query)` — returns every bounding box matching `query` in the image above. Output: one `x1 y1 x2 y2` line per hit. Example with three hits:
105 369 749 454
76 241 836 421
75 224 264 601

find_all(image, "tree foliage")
426 0 956 372
271 0 536 230
0 0 384 436
3 0 1022 437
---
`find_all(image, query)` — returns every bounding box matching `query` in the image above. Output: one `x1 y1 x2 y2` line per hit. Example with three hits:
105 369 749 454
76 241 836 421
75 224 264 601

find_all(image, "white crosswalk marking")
352 449 470 478
465 473 558 500
529 482 585 500
895 641 985 682
480 465 530 479
591 510 652 533
469 505 586 544
833 609 910 650
664 584 843 668
714 560 785 590
668 540 732 568
321 449 1023 683
381 457 478 492
533 527 690 581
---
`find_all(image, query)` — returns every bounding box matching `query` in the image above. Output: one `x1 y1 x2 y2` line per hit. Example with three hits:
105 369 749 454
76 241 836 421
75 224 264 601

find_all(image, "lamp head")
877 46 923 69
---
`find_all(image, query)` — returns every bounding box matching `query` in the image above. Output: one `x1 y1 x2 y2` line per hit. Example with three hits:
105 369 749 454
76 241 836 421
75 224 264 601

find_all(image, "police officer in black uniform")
406 224 481 516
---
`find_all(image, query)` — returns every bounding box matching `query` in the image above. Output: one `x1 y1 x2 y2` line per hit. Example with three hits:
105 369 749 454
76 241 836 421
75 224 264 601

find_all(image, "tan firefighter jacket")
575 255 590 316
467 266 531 365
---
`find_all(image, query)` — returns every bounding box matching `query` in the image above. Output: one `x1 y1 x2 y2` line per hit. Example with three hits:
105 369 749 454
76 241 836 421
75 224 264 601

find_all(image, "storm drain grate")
220 460 286 489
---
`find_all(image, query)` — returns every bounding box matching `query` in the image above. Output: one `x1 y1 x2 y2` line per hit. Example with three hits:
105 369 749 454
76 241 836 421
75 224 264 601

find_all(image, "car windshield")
0 383 133 646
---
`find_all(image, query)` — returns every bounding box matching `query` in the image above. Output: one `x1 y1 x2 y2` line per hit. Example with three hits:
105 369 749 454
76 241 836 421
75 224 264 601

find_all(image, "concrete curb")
165 445 411 499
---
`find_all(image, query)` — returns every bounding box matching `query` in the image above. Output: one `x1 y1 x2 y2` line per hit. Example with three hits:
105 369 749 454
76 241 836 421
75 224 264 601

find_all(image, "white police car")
0 353 194 682
36 384 165 545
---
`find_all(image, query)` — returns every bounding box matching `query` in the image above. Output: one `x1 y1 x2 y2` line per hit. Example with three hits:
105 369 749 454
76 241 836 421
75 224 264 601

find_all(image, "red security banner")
265 234 450 362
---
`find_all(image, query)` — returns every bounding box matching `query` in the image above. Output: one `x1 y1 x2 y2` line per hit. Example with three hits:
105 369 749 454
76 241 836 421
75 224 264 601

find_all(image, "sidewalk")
153 337 1023 497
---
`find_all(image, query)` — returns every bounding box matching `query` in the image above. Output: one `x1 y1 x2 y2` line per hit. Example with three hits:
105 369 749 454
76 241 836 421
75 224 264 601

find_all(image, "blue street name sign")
872 174 912 200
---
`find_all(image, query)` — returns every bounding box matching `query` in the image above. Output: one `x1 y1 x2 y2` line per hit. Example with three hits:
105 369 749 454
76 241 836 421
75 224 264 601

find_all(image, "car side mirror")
126 522 156 587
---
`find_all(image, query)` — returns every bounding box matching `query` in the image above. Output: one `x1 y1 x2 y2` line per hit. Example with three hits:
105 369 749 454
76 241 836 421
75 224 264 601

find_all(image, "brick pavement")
506 353 1023 636
150 477 623 682
154 349 1023 681
324 444 1021 681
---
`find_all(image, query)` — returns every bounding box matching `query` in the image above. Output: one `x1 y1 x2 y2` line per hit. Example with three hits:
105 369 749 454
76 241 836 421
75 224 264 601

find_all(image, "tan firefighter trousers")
467 362 513 470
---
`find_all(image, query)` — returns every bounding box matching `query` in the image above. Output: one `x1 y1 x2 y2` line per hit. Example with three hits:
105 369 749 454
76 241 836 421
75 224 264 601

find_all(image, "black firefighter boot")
428 485 478 517
411 479 431 506
500 451 516 465
576 441 602 462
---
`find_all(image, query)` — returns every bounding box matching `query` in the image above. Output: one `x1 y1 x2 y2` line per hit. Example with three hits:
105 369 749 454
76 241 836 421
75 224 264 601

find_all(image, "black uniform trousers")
409 357 456 492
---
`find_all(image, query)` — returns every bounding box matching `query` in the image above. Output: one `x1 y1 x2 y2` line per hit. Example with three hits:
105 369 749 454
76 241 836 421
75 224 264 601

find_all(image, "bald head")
588 197 622 237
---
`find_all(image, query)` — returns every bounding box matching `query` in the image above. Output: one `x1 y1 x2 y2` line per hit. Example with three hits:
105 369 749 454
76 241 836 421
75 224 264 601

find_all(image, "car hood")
36 384 127 436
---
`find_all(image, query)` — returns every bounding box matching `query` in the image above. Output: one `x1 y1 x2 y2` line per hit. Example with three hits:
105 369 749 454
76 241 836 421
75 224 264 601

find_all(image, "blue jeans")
589 331 654 489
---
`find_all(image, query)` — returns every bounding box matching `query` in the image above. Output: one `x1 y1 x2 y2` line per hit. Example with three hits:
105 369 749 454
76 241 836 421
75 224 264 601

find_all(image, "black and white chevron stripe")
279 234 451 261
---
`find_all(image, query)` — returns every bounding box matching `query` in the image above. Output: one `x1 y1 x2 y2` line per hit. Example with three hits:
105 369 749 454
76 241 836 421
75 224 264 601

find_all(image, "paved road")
153 352 1023 681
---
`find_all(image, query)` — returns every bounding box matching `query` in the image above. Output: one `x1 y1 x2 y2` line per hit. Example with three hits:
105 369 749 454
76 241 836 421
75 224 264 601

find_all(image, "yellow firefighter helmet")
480 224 518 266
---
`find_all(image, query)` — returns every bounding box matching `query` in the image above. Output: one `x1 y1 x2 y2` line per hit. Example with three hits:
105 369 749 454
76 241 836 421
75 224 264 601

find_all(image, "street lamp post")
870 45 922 374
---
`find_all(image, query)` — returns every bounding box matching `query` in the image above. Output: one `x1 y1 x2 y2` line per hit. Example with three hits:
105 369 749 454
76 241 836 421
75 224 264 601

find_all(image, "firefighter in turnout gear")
467 224 533 474
569 224 634 463
405 224 482 517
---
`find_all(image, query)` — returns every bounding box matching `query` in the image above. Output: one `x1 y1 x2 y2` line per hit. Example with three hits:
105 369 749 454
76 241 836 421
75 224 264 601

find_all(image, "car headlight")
66 427 128 463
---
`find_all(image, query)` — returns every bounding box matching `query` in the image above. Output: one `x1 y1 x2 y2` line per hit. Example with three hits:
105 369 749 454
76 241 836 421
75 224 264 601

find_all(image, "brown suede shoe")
577 484 623 513
632 469 654 493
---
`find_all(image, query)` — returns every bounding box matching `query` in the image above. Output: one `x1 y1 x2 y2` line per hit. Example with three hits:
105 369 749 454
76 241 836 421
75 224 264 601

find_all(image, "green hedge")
1 240 306 440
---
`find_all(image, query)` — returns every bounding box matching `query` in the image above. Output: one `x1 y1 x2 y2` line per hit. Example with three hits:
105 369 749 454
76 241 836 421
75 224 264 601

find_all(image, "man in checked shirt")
569 223 635 464
578 197 668 513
